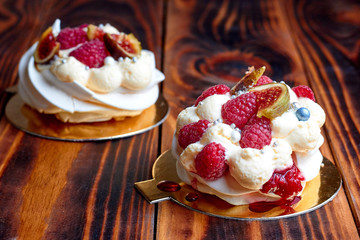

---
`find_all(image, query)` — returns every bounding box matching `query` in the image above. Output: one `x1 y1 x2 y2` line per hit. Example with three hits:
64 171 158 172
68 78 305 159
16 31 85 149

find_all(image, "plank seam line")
155 0 169 239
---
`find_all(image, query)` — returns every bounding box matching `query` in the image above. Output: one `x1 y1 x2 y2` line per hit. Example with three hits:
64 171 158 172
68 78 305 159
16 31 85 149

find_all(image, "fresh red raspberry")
221 92 258 130
240 115 272 149
254 75 273 87
292 85 316 102
57 27 88 50
261 163 305 199
195 84 230 106
69 39 109 68
195 142 228 180
178 120 210 149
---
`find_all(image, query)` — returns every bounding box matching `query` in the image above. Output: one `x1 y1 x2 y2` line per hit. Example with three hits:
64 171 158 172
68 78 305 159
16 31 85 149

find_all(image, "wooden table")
0 0 359 239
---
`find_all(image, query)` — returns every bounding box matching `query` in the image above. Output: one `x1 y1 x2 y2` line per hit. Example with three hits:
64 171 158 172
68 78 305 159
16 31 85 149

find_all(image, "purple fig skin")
103 33 141 59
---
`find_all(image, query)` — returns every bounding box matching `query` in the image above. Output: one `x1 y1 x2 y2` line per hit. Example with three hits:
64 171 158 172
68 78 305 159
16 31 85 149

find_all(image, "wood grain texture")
0 0 164 239
161 0 359 239
282 0 360 228
0 0 359 239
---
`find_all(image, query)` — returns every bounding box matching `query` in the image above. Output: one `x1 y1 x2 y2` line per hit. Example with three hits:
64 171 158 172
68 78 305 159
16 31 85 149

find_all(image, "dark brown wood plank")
281 0 360 228
0 0 359 239
0 0 164 239
160 0 359 239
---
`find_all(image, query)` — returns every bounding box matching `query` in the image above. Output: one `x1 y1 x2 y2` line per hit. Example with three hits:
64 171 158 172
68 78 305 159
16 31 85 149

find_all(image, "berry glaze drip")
249 162 305 213
261 162 305 198
185 192 199 202
157 181 181 192
249 196 301 213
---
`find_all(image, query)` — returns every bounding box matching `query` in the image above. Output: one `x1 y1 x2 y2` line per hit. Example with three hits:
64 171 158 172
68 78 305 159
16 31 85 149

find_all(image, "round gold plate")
5 94 169 141
135 150 342 220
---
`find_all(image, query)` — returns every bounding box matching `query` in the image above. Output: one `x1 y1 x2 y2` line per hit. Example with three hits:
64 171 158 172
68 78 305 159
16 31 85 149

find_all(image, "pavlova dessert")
172 66 325 207
18 19 164 123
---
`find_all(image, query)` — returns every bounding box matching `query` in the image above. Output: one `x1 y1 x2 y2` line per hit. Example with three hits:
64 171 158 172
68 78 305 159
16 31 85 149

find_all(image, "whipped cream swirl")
172 84 325 205
18 19 165 123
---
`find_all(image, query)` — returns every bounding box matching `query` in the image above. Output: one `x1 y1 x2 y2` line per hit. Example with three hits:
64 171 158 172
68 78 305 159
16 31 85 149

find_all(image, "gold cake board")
5 94 169 141
135 150 342 220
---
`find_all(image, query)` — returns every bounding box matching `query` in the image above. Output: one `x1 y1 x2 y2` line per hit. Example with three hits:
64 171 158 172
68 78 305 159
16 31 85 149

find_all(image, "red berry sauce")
249 163 305 213
185 192 199 202
249 196 301 213
261 163 305 199
157 181 181 192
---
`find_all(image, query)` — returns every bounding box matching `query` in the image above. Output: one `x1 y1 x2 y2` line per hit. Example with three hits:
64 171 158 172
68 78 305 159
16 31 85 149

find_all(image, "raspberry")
292 85 316 102
178 120 210 149
254 75 273 87
261 163 305 199
221 92 258 130
69 39 108 68
240 115 271 149
195 142 228 180
57 27 88 50
195 84 230 106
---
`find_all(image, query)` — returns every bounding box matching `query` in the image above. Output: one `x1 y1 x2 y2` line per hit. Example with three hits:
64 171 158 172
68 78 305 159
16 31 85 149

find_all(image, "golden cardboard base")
5 94 169 141
135 150 342 220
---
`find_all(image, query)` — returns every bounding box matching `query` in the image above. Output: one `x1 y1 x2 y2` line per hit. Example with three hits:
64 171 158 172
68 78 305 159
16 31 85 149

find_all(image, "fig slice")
230 66 266 95
87 24 105 40
34 26 60 64
250 82 290 120
103 32 141 59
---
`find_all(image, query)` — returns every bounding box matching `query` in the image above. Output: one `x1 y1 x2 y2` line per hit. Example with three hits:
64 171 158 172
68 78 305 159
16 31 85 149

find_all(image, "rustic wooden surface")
0 0 359 239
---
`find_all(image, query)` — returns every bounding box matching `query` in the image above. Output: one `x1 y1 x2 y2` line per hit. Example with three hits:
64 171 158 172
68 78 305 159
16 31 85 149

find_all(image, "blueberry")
296 107 310 121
